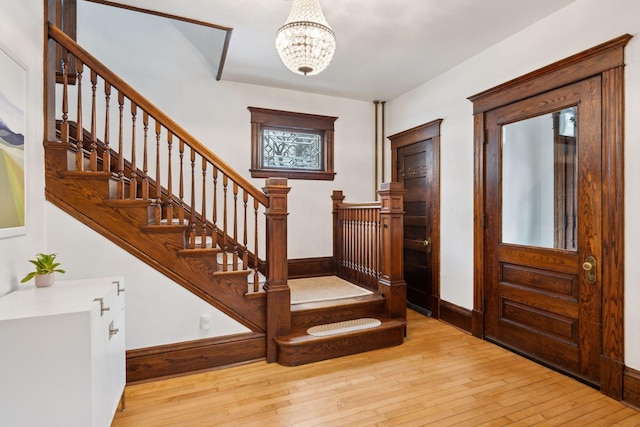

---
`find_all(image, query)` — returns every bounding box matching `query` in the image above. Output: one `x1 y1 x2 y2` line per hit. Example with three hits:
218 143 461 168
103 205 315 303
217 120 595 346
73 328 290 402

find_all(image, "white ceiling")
91 0 577 101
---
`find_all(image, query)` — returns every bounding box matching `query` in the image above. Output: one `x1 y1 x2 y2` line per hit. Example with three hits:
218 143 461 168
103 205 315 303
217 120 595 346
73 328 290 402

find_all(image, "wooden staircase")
44 140 267 332
44 10 407 374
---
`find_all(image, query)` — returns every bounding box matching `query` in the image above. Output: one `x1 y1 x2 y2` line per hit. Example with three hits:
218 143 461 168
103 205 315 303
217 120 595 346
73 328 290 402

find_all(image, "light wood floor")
112 310 640 426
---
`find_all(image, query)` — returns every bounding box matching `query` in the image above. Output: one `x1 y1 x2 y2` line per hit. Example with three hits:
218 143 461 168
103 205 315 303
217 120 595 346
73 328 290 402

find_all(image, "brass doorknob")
423 239 430 246
582 261 594 271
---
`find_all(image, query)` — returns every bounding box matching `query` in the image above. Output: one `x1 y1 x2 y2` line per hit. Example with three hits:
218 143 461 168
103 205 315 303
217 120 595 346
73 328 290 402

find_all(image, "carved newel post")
331 190 345 275
377 182 407 319
263 178 291 363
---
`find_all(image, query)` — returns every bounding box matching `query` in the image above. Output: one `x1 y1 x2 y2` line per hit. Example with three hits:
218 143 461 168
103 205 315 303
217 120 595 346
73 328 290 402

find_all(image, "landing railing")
332 198 381 291
332 183 407 318
44 16 291 360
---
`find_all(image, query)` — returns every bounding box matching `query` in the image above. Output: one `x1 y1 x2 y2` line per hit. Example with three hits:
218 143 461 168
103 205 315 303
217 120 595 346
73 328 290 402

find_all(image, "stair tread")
276 317 406 344
178 247 222 256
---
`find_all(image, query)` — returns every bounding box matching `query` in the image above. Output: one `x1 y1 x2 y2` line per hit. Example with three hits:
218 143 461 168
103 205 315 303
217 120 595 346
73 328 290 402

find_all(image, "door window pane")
501 107 577 250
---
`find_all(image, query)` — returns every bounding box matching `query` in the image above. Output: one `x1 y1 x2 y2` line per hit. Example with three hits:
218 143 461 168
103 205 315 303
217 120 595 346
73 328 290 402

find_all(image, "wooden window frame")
248 107 337 181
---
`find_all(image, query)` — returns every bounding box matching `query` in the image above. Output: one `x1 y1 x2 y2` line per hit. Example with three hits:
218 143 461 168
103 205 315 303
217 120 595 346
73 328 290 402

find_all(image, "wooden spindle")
212 167 219 248
154 121 162 224
166 133 174 222
129 101 138 199
253 198 260 292
243 190 249 271
60 52 69 144
141 112 149 199
89 69 98 171
189 145 196 249
75 59 84 171
178 138 185 226
116 90 125 198
102 82 111 172
201 158 208 247
233 182 239 270
222 175 229 270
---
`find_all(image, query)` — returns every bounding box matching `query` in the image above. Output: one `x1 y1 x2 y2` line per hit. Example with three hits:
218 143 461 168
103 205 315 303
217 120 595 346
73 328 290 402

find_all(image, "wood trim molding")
469 34 631 400
468 34 632 114
126 332 265 383
288 257 333 279
439 300 472 334
623 367 640 410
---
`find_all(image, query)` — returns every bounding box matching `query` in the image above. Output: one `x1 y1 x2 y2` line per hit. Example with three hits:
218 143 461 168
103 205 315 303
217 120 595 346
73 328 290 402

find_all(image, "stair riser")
276 325 405 366
291 300 385 329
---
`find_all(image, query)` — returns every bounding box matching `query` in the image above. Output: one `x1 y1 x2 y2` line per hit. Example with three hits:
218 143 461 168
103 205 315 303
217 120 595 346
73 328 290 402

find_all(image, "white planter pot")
34 273 55 288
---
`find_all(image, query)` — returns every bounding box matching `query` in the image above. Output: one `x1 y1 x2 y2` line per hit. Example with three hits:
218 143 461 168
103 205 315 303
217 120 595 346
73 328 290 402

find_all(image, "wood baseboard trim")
288 257 333 279
623 366 640 410
126 332 265 383
439 300 472 334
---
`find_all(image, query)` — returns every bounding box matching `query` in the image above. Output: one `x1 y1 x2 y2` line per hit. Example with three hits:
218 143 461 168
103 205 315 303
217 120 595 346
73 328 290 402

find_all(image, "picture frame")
0 43 27 239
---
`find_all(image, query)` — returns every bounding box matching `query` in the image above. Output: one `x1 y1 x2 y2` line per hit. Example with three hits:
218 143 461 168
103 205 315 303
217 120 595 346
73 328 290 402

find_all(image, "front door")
484 77 602 384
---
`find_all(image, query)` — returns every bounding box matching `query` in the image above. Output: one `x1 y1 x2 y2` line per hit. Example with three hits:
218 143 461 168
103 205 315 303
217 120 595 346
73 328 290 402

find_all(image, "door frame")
468 34 631 400
389 119 442 318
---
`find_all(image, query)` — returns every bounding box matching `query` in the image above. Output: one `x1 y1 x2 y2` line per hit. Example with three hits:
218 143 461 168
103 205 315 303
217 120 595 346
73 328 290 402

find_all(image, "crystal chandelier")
275 0 336 76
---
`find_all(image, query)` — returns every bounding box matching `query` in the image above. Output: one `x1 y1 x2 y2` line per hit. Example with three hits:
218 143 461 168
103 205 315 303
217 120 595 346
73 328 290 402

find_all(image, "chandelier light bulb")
275 0 336 76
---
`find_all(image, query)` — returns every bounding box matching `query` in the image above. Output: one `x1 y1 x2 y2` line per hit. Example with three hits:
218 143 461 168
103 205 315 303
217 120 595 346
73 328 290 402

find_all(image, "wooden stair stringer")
45 148 266 332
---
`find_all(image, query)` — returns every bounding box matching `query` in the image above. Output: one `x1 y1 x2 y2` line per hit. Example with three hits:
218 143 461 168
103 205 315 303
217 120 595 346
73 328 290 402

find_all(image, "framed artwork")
0 45 26 238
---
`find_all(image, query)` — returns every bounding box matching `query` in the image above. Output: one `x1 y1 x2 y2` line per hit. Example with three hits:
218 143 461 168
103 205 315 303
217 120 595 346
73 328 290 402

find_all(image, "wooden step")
275 317 405 367
291 294 386 329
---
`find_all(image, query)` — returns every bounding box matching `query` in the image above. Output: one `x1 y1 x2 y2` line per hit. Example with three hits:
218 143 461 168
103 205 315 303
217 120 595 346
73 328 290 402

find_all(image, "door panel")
484 77 602 384
397 140 432 312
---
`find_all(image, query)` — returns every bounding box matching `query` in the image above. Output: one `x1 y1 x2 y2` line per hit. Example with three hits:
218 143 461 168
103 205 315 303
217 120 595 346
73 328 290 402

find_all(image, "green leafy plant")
20 253 66 283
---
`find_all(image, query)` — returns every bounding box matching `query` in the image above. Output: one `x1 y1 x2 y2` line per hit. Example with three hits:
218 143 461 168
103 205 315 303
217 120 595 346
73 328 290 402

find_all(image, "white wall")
386 0 640 369
0 1 46 297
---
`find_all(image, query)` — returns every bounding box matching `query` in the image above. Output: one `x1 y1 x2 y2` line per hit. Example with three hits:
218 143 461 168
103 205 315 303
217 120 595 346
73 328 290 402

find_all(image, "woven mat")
307 318 382 337
289 276 373 304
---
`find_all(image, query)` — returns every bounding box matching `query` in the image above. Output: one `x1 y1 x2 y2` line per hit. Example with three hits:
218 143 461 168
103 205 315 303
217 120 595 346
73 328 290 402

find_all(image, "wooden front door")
484 77 603 385
390 120 441 316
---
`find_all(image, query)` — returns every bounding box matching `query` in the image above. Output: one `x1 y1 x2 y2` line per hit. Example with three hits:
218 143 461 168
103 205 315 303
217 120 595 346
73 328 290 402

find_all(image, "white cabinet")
0 277 126 427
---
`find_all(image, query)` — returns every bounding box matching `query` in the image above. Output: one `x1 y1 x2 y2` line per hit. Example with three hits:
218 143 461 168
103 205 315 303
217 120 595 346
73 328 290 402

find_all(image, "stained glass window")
262 129 322 170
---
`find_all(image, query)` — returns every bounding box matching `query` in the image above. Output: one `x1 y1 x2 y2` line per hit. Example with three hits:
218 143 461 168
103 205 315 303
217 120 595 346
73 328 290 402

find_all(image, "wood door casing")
484 78 602 384
389 119 441 317
469 35 630 399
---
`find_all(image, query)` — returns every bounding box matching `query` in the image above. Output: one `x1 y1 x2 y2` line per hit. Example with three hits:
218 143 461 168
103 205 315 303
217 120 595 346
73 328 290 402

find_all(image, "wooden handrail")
47 22 268 207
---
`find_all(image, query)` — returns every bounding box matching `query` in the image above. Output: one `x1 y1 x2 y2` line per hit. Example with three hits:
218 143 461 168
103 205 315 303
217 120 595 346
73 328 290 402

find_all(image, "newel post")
378 182 407 319
331 190 345 275
263 178 291 363
44 0 58 142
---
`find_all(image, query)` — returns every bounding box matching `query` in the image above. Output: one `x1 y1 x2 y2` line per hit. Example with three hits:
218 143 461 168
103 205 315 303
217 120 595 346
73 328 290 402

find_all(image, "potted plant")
20 253 66 288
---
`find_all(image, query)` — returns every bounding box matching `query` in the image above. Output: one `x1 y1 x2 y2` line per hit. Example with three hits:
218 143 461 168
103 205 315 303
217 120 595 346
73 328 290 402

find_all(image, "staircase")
44 13 406 375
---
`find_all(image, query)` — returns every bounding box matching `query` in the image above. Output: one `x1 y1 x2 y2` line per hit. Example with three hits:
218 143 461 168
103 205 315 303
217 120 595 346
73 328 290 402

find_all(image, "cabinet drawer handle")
114 281 125 296
93 298 110 316
109 321 119 339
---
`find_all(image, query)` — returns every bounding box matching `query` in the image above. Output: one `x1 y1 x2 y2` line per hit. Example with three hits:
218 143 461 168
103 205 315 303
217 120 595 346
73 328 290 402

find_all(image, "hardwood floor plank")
112 310 640 426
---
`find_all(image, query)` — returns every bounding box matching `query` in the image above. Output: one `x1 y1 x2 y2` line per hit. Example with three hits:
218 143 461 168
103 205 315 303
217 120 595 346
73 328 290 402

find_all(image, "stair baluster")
154 120 162 223
166 133 174 222
116 91 125 197
129 101 137 199
75 60 84 172
102 82 111 172
201 158 208 248
89 69 98 171
212 167 218 249
141 112 149 199
177 138 185 226
189 145 196 248
233 183 239 271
